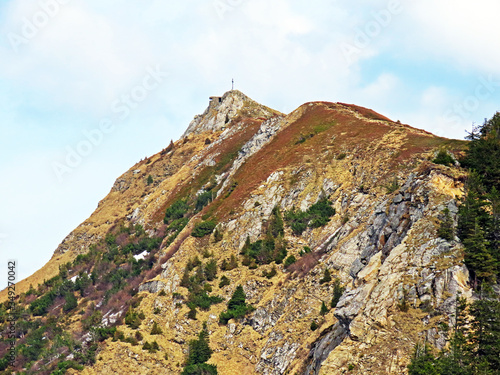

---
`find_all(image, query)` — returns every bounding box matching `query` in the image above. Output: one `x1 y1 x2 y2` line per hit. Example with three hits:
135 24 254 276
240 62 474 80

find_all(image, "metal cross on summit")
232 79 234 90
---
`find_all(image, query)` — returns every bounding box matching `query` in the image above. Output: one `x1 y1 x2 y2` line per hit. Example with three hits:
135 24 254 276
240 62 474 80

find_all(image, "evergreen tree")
330 279 345 308
463 221 497 284
469 286 500 372
187 327 212 365
437 208 454 241
458 118 500 284
151 321 163 335
462 113 500 192
268 206 284 237
63 292 78 312
182 324 217 375
204 259 217 281
227 285 246 311
320 268 332 284
408 343 439 375
219 285 253 324
320 301 329 316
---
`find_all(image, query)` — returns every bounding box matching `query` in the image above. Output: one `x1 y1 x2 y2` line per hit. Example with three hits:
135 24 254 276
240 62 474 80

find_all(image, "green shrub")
225 181 238 197
320 301 329 316
105 234 116 246
241 235 287 266
164 199 190 224
142 341 160 353
30 290 57 316
0 356 7 372
192 220 217 237
219 275 230 288
268 206 284 237
168 217 189 232
125 335 139 346
94 327 117 342
284 255 296 267
336 153 347 160
196 191 213 211
147 175 154 185
187 256 202 271
63 292 78 312
320 268 332 284
187 306 197 320
331 279 345 308
51 360 84 374
113 330 125 342
151 321 163 335
213 228 223 242
220 255 238 271
125 307 143 329
188 291 223 311
398 288 409 313
285 197 335 235
263 266 277 279
82 309 102 331
203 283 212 293
182 363 218 375
432 149 455 167
310 321 319 331
204 259 218 281
219 285 253 324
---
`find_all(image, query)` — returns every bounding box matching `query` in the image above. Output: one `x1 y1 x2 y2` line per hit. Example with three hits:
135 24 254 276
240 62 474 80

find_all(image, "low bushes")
285 197 335 235
192 220 217 237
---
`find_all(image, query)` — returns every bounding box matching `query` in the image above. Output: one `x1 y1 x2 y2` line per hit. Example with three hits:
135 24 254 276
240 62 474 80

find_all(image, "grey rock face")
138 280 167 294
305 323 348 375
256 331 301 375
182 90 277 137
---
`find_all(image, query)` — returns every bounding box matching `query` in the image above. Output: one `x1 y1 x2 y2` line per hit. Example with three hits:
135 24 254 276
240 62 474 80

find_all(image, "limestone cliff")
1 91 470 375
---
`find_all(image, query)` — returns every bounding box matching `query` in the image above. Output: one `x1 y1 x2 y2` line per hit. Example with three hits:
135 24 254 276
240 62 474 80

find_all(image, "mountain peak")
182 90 281 137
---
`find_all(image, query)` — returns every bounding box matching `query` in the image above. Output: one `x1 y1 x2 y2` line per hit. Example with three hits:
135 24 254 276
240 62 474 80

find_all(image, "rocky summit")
0 91 473 374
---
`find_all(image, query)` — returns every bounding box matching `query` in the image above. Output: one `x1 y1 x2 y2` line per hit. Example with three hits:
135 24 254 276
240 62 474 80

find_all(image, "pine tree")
219 285 252 324
63 292 78 312
227 285 246 311
469 286 500 372
408 343 439 375
182 324 217 375
463 221 497 284
151 321 163 335
320 268 332 284
320 301 329 316
437 208 454 241
330 279 345 308
268 206 284 237
204 259 217 281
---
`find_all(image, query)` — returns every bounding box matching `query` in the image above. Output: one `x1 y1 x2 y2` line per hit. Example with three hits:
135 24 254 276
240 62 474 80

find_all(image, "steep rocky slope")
1 91 470 374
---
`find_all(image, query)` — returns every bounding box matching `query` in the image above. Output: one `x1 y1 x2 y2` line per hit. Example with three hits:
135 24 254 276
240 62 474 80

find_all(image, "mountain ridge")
0 92 470 375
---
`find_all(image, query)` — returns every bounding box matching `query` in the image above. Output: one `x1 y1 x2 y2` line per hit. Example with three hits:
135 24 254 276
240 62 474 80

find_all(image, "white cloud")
0 2 163 115
404 0 500 74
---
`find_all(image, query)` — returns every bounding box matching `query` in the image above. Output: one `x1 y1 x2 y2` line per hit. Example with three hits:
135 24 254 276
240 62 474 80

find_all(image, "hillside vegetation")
2 91 494 375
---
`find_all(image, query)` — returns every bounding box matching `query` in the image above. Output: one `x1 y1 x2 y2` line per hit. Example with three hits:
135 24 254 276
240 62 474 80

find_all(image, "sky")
0 0 499 286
